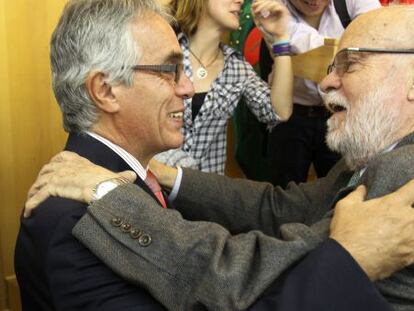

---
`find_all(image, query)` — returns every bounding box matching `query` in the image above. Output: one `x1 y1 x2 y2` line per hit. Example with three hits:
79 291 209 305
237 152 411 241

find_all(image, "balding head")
319 6 414 170
340 6 414 50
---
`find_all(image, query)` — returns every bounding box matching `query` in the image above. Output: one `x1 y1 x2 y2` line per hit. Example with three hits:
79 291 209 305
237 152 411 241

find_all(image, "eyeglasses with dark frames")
327 47 414 77
131 63 184 83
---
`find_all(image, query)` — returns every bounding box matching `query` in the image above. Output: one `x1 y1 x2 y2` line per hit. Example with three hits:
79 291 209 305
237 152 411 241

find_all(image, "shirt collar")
86 131 147 181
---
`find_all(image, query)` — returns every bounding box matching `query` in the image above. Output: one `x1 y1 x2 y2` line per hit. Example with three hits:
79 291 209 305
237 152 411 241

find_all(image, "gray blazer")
73 133 414 311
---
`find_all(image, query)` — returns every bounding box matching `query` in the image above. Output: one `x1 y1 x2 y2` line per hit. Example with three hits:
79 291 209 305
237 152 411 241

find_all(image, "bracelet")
271 40 291 57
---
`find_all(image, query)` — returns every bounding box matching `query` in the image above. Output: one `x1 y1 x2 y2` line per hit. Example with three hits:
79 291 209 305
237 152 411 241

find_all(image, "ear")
85 72 120 113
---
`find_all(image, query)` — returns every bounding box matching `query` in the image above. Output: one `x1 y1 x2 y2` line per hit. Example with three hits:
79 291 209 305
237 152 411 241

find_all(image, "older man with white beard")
321 51 413 172
24 5 414 311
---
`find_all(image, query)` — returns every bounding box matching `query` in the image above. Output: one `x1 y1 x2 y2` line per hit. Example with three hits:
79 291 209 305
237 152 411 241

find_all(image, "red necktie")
145 170 167 208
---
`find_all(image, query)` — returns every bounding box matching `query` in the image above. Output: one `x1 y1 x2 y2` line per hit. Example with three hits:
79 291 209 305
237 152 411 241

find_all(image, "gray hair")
51 0 169 133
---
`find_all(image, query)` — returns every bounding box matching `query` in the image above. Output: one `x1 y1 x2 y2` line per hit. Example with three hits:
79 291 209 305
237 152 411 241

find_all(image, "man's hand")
330 183 414 281
24 151 137 217
149 158 178 189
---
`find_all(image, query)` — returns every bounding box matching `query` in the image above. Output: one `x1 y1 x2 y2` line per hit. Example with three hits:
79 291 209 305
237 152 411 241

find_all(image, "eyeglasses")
131 63 184 83
327 47 414 77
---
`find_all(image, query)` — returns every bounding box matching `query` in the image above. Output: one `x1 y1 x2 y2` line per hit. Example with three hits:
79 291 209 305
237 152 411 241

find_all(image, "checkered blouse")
154 33 281 174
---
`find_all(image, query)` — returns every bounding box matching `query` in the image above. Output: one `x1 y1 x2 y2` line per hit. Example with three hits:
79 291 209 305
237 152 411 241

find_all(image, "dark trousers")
268 104 341 188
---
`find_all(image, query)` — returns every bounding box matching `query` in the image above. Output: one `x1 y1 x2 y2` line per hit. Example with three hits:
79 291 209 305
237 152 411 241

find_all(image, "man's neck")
91 124 151 165
86 131 149 181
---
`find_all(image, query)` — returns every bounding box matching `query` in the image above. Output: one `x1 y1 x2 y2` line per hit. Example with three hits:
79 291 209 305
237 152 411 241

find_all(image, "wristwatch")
91 176 131 203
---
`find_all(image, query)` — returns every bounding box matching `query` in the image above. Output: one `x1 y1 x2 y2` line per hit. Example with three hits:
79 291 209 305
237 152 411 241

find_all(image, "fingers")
27 161 68 199
386 178 414 207
118 170 137 183
50 150 78 163
24 187 50 218
36 163 55 179
34 151 80 181
344 185 366 203
251 0 289 41
27 177 46 199
24 150 119 218
252 0 287 17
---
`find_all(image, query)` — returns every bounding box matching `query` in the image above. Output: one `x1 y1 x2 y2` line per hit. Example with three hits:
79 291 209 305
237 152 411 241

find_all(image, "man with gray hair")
14 0 193 309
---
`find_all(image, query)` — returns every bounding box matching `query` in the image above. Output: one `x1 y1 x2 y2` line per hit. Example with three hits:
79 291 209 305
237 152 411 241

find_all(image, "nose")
175 72 195 99
319 70 342 94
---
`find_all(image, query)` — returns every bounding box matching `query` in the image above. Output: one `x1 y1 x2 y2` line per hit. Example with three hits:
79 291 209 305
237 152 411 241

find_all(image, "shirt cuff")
167 166 182 204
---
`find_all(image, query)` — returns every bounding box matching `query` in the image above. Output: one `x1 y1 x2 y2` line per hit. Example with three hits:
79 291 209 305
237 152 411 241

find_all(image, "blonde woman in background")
154 0 294 174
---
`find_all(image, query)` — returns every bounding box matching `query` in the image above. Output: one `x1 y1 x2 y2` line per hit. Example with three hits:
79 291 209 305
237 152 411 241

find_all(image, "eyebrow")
161 51 183 64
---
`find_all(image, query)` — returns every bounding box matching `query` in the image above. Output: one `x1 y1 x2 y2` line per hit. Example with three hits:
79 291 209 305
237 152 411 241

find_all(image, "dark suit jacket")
15 133 166 311
70 134 414 310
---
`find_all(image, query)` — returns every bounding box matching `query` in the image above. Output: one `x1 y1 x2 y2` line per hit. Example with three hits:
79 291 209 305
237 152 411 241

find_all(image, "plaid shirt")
155 33 281 174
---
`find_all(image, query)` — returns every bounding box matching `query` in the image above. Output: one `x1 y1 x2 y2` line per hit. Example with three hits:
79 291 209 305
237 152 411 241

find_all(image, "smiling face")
205 0 243 30
319 7 414 169
112 13 194 163
289 0 329 18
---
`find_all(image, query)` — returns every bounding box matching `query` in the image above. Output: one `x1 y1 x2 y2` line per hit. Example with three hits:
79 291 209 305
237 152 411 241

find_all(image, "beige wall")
0 0 68 309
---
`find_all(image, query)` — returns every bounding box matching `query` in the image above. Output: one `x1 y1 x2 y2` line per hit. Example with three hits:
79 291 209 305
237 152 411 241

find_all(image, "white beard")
323 87 401 170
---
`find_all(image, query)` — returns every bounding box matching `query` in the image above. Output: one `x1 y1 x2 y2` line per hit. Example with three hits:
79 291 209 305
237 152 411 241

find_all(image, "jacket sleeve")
44 201 165 311
174 168 339 236
72 184 325 311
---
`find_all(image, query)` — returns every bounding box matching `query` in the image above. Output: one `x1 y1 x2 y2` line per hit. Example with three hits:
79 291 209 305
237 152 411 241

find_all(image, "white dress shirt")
86 131 147 181
283 0 381 106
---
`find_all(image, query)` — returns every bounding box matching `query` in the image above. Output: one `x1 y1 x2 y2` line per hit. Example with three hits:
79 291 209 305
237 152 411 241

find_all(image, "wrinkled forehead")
339 22 390 51
338 7 414 50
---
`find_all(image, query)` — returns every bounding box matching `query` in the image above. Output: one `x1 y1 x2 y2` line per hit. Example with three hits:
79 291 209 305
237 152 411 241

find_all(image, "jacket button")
138 234 152 247
130 229 142 239
121 223 131 233
111 217 122 227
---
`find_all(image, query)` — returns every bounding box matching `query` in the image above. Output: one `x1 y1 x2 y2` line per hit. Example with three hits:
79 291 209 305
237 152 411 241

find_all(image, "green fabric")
229 0 272 181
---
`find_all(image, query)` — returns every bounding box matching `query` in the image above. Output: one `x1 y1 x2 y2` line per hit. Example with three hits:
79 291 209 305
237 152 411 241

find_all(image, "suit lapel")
326 168 356 211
